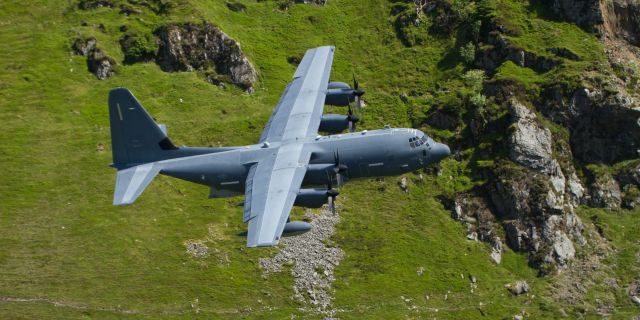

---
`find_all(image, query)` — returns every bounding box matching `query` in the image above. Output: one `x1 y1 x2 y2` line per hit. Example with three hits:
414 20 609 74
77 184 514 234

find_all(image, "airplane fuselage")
161 127 450 198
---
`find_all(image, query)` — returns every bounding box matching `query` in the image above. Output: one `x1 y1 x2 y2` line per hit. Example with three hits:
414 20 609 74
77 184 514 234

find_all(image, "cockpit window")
409 135 428 148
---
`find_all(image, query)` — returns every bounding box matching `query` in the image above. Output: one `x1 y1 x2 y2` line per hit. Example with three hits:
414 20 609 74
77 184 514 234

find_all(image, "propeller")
325 171 340 215
352 74 366 113
333 151 348 187
347 104 359 133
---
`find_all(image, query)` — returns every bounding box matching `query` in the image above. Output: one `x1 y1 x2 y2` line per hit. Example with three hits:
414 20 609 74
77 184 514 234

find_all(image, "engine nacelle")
325 89 353 106
303 164 335 185
328 81 351 90
319 114 350 134
294 188 331 208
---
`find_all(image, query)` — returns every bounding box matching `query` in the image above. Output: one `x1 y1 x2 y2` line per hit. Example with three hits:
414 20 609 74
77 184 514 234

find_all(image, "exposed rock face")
546 0 640 46
155 22 257 91
483 100 586 273
568 88 640 164
453 192 505 263
546 0 604 33
508 101 556 173
541 87 640 164
453 193 496 241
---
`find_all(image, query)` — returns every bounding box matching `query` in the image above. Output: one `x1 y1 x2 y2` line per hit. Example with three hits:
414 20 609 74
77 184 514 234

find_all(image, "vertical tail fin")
109 88 177 168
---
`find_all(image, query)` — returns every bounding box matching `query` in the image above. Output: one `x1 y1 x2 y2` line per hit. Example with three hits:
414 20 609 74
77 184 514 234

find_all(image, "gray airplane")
109 46 450 247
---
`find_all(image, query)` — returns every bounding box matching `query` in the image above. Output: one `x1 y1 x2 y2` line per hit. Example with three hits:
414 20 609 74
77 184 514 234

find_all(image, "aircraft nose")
431 143 451 162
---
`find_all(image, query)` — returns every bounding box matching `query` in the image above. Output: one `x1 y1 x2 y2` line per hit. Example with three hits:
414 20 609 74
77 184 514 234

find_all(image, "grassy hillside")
0 0 638 318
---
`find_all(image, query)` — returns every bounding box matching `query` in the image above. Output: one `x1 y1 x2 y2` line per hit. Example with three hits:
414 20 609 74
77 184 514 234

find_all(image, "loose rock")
506 281 530 296
260 207 344 316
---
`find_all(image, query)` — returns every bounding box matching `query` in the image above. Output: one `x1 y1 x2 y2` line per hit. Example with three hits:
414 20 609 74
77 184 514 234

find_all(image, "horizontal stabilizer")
158 124 167 135
113 163 160 205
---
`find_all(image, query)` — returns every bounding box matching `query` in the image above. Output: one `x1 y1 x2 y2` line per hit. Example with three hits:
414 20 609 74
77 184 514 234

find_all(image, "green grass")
0 0 636 318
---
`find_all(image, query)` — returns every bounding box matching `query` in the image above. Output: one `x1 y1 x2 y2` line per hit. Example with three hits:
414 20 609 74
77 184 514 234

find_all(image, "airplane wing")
259 46 334 143
245 46 335 247
244 144 312 246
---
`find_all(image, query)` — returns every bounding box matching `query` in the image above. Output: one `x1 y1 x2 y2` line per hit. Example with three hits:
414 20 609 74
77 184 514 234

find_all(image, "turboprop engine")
319 114 351 133
318 104 359 134
294 188 339 208
324 76 365 112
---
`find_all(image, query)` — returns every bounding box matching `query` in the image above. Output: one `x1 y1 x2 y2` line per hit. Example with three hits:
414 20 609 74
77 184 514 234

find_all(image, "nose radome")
433 143 451 161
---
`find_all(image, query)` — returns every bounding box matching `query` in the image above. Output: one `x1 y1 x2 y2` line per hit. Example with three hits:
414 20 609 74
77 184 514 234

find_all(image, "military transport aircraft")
109 46 450 247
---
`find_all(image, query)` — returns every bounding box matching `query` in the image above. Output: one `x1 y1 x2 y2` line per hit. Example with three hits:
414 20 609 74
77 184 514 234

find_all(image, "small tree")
460 42 476 65
463 69 486 92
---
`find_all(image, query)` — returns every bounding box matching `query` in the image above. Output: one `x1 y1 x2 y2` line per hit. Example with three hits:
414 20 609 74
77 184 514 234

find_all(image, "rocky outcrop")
540 87 640 164
154 22 257 91
475 32 560 74
72 36 116 80
508 101 557 173
486 100 586 273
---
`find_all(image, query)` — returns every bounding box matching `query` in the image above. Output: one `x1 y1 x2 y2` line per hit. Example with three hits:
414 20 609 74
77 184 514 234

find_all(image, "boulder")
72 36 115 80
155 22 257 92
490 237 503 264
87 48 116 80
506 280 529 295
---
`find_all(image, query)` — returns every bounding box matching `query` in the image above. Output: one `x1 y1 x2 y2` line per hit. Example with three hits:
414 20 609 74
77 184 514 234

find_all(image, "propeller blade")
353 73 359 90
336 172 343 187
348 121 354 133
355 95 362 114
328 196 336 214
